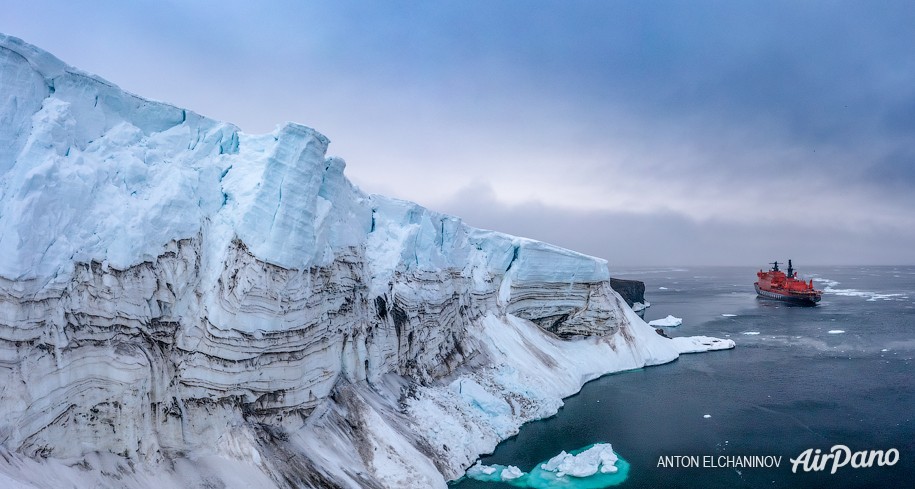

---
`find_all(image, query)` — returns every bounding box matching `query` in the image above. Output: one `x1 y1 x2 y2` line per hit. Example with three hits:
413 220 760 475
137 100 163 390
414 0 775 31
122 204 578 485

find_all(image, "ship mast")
787 259 794 278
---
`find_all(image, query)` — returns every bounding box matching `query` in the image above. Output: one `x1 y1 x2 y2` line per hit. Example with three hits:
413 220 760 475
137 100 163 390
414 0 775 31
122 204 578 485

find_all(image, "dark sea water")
452 266 915 489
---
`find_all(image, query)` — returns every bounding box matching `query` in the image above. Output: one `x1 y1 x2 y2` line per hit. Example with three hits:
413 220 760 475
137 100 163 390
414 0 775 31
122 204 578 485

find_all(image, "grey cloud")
437 182 915 266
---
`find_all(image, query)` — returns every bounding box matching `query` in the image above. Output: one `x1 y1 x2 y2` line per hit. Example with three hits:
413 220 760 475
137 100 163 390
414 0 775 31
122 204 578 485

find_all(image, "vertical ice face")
0 34 732 489
0 42 50 175
235 123 337 269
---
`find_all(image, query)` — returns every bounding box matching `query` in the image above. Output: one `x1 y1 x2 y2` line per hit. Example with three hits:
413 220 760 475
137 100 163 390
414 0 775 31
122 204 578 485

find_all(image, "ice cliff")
0 34 733 488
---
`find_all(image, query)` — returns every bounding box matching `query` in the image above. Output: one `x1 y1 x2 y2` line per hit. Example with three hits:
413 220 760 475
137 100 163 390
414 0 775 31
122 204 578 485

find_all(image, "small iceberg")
721 313 737 317
828 330 845 334
648 315 682 327
671 336 736 354
465 443 630 488
742 331 760 335
631 300 650 312
501 466 524 481
540 444 619 477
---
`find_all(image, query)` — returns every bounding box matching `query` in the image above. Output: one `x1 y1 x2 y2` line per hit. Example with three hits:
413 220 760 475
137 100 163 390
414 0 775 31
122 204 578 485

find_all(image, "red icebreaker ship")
755 260 822 305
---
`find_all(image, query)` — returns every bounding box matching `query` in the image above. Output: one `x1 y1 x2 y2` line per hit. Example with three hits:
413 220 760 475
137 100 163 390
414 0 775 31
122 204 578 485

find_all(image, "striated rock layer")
0 34 732 488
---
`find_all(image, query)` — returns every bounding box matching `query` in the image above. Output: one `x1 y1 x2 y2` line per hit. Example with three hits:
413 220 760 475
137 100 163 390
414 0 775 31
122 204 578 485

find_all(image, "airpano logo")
790 445 900 474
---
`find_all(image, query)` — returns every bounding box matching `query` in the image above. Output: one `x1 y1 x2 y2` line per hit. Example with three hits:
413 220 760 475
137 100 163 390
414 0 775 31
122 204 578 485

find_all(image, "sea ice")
467 443 627 488
828 330 845 334
501 466 524 480
671 336 735 354
539 443 619 477
631 301 650 312
648 315 682 327
721 313 737 317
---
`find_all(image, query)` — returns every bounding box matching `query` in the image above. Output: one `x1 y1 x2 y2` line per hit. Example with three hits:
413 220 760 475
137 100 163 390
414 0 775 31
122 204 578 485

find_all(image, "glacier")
0 33 733 488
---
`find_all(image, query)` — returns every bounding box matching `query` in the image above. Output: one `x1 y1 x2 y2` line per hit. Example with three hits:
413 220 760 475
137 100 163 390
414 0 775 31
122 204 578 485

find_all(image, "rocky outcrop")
609 277 646 308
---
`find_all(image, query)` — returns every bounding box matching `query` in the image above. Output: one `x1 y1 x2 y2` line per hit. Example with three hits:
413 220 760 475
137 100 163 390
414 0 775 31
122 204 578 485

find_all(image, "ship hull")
755 283 821 305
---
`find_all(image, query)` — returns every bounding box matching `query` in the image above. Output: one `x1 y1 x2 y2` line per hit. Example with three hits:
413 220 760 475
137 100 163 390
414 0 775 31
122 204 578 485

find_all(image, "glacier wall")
0 34 731 488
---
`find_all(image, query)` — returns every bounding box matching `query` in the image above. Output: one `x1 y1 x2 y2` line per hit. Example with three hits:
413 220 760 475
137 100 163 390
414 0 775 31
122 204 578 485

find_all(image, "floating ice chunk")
648 315 682 327
465 462 502 481
721 313 737 317
828 330 845 334
671 336 735 354
658 286 668 290
540 451 569 471
466 443 631 486
631 301 650 312
742 331 760 335
540 443 618 478
881 348 889 352
501 465 524 480
703 414 711 418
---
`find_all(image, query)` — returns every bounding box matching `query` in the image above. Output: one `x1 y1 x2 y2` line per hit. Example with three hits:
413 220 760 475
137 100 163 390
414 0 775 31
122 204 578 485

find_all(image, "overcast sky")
5 1 915 266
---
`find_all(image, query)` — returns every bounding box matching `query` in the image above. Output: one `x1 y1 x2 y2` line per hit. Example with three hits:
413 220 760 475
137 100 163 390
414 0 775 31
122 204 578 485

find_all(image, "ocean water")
452 266 915 488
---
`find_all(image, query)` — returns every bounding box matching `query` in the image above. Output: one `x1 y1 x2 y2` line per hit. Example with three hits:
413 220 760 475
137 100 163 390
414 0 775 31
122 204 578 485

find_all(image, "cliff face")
0 34 730 488
609 277 646 308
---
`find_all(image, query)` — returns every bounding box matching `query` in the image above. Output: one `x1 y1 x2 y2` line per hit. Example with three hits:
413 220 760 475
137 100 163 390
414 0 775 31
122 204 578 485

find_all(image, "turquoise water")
453 266 915 488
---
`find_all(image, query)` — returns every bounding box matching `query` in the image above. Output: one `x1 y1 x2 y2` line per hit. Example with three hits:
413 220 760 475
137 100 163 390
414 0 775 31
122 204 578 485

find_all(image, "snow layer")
0 34 732 488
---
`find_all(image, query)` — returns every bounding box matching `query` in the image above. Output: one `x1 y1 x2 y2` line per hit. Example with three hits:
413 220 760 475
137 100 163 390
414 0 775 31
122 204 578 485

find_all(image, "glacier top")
0 33 609 287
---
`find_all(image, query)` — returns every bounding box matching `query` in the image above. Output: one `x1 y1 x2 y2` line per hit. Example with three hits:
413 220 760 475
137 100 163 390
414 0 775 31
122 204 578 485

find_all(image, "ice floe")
466 443 630 488
671 336 736 354
648 315 682 327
